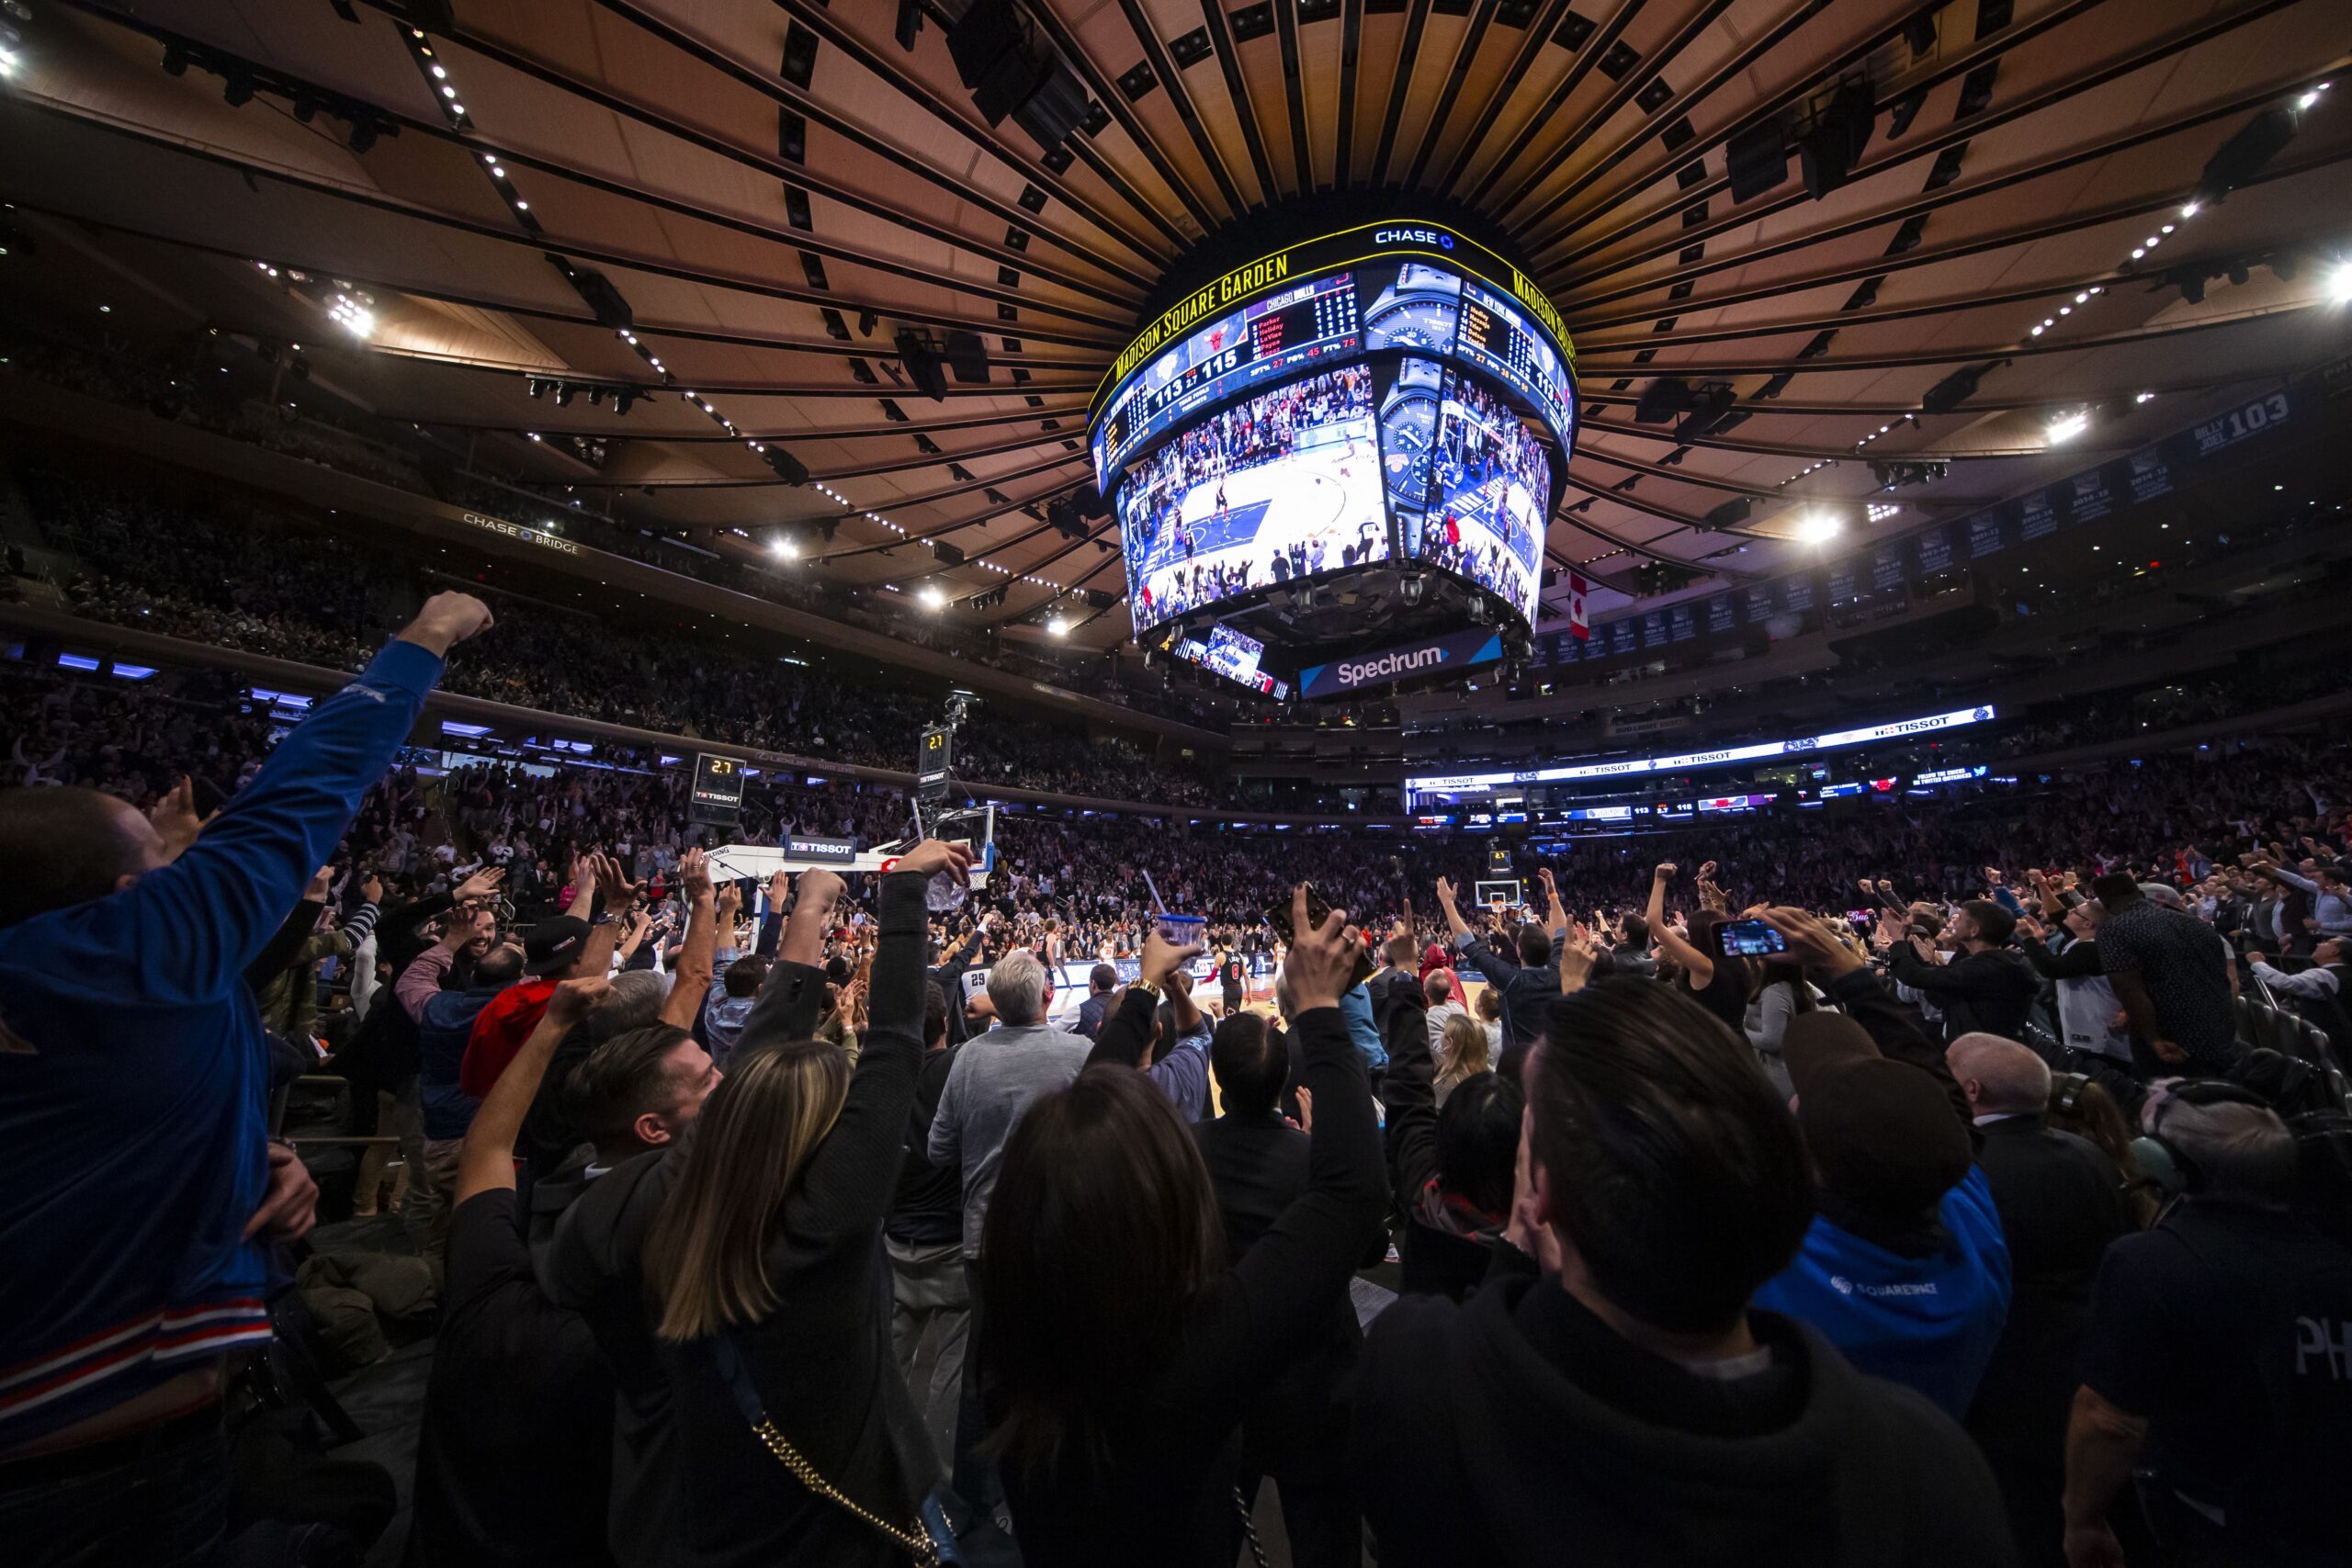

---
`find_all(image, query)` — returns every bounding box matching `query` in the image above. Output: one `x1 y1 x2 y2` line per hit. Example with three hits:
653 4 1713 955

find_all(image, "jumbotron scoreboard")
1089 220 1577 653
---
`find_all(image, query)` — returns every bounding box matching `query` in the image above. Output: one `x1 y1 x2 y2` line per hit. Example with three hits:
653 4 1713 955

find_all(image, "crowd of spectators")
6 587 2352 1568
2 331 1241 728
7 457 1230 805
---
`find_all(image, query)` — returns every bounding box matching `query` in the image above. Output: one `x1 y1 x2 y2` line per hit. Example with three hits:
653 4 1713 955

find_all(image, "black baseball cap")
1784 1012 1971 1221
522 916 590 977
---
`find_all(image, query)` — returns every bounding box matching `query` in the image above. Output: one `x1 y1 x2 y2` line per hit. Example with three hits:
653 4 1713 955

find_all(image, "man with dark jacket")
1946 1033 2133 1567
1436 874 1561 1067
1194 1011 1360 1567
1354 949 2015 1566
539 869 837 1568
1071 962 1118 1041
1886 899 2039 1043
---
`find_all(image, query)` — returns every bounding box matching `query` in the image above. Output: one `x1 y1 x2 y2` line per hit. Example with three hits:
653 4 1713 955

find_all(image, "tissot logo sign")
1298 627 1502 698
1406 705 1997 798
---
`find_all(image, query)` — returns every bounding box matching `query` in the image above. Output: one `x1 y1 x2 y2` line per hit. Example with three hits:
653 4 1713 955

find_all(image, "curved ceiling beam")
1461 0 1650 209
422 16 1149 303
1535 0 2103 243
1367 0 1438 187
1542 0 2303 287
1492 0 1737 220
7 95 1129 350
1398 0 1508 192
419 406 1092 444
1502 0 1836 231
1004 0 1221 233
62 0 1142 315
752 0 1182 262
1102 0 1249 216
1555 140 2348 321
1430 0 1577 194
1573 267 2114 342
1576 294 2327 378
1191 0 1282 202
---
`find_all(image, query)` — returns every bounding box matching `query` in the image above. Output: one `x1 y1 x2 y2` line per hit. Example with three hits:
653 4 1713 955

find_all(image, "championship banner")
1566 570 1590 639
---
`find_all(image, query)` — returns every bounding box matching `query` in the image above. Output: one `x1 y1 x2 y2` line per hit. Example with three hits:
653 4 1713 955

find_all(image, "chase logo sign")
1374 227 1454 249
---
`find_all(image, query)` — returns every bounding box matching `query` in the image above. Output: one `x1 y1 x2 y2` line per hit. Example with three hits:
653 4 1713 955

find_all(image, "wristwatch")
1128 977 1162 1003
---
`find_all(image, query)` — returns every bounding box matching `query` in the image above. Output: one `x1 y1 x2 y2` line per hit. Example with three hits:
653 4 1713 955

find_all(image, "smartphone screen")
1718 919 1788 957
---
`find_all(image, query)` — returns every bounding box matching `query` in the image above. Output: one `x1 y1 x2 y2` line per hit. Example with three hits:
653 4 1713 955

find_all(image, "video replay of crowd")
1116 363 1387 634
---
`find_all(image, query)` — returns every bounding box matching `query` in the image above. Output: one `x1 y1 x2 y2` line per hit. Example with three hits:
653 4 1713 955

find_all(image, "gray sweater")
926 1021 1092 1258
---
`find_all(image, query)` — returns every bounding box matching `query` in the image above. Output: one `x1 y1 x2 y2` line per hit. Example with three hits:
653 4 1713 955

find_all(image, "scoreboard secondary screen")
1092 272 1361 488
1454 277 1574 451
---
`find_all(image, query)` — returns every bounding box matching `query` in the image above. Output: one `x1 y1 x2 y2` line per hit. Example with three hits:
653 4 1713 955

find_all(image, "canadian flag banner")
1566 571 1591 639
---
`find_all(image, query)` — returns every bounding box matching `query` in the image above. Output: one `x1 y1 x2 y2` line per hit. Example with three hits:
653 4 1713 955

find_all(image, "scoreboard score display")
689 752 746 828
917 726 953 802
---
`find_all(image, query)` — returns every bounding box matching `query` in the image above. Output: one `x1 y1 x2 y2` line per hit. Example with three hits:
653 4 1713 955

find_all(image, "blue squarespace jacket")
1751 1163 2013 1417
0 637 442 1444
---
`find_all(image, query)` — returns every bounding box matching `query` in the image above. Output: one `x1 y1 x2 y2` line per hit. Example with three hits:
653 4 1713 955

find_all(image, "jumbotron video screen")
1117 364 1386 634
1092 222 1574 641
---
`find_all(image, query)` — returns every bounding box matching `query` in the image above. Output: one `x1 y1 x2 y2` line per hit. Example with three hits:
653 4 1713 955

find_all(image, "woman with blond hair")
1432 1011 1490 1107
643 840 973 1568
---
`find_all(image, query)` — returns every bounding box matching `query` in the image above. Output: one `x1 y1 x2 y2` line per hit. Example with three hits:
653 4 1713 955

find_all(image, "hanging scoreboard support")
688 752 747 829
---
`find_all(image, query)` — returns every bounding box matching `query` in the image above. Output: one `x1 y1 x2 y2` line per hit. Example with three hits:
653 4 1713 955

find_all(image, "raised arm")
1180 886 1387 1407
1086 930 1201 1072
1434 876 1475 944
1765 907 1974 1143
1645 863 1714 989
1383 962 1439 1201
659 850 718 1031
245 865 333 991
63 593 490 1004
786 842 972 1242
456 976 609 1201
1538 867 1570 940
736 867 845 1055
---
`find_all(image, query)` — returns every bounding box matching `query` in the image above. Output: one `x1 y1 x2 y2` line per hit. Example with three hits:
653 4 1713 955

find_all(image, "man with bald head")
1946 1032 2135 1567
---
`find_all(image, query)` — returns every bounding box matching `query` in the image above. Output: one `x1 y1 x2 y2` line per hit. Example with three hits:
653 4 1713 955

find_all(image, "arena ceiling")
2 0 2347 660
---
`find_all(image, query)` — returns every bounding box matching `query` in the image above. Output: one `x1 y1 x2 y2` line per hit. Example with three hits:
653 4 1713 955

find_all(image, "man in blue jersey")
0 592 493 1566
1749 908 2014 1420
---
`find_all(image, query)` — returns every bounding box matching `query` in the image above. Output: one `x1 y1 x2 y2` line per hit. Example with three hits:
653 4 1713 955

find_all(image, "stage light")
329 294 374 339
1046 615 1068 637
2136 390 2156 403
919 585 945 610
770 535 797 559
2180 201 2199 218
2044 411 2089 445
2329 262 2352 306
1794 510 1841 544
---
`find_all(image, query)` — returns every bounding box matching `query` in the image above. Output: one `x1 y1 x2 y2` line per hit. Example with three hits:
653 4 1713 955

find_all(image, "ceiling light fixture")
2044 410 2090 445
1794 510 1842 544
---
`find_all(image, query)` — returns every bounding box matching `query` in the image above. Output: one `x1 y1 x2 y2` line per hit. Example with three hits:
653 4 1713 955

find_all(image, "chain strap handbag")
711 1333 962 1567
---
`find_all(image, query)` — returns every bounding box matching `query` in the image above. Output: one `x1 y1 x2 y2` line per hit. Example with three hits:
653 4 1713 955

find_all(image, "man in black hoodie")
1886 898 2039 1043
1352 977 2016 1567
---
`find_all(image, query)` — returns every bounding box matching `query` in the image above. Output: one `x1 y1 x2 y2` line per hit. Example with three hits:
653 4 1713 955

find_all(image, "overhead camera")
943 692 971 728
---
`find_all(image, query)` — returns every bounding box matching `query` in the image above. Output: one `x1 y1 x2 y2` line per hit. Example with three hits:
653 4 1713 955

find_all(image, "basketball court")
1134 427 1386 612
